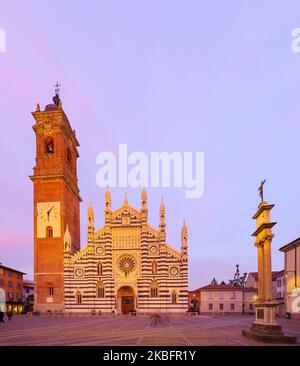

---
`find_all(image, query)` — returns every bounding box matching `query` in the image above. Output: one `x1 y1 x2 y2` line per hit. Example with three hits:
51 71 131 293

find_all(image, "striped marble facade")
63 188 188 314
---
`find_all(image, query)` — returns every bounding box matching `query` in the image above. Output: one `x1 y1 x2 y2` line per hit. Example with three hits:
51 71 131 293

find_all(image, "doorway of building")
117 286 135 314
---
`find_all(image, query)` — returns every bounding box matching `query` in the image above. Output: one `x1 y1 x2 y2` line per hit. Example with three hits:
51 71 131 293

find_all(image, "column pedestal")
243 302 296 343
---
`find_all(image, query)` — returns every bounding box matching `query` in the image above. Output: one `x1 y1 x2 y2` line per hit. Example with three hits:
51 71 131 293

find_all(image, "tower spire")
181 219 188 259
141 187 148 223
124 192 128 206
104 185 111 209
159 196 166 231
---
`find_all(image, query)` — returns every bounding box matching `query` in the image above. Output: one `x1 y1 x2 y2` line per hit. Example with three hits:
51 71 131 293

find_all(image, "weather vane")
258 179 266 202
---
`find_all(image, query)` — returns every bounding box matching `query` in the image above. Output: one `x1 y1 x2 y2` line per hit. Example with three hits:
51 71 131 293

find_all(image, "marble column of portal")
257 245 264 300
263 239 273 301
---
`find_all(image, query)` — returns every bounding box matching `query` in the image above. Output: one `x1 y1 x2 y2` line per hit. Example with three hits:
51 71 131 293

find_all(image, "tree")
228 264 247 287
210 277 218 285
220 281 227 285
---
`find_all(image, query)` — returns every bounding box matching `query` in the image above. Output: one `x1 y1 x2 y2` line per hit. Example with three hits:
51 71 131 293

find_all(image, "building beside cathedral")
30 92 188 314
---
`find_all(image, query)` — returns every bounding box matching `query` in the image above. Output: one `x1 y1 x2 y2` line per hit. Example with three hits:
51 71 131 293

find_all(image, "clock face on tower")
37 202 61 238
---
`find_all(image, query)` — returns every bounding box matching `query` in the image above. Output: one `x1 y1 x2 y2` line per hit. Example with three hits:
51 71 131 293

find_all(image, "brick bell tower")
30 85 81 312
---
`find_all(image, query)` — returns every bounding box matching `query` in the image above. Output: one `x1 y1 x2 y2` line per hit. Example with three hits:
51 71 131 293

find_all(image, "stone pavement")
0 314 299 346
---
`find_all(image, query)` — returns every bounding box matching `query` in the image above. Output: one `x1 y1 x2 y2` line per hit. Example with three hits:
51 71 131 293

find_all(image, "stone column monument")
242 181 296 343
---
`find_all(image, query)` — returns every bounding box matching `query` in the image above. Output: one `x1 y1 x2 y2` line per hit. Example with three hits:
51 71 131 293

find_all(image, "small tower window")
97 281 105 298
76 291 82 304
97 262 103 275
49 286 54 296
46 226 53 238
150 280 158 298
45 137 54 154
171 291 177 304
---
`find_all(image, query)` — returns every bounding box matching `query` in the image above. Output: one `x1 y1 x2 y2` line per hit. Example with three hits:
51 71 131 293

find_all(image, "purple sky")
1 1 300 289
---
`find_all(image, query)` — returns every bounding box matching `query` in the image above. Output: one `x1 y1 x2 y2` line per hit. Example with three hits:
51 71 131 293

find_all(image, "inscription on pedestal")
257 309 264 319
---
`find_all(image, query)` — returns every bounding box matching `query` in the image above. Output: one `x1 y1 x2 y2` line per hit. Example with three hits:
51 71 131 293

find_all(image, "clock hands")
47 206 54 221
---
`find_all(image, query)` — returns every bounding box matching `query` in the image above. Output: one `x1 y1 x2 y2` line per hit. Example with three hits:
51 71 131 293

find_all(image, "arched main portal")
117 286 135 315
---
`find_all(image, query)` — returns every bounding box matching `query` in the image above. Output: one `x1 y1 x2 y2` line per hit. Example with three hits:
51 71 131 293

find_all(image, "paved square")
0 314 299 346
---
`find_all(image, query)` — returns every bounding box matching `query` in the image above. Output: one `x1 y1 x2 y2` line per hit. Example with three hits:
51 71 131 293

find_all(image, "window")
150 281 158 298
230 303 235 311
17 273 21 279
249 304 254 311
0 279 4 286
208 292 213 299
26 288 29 294
276 292 282 299
152 260 158 275
97 282 105 298
209 303 213 310
0 268 4 275
171 291 177 304
230 291 236 299
76 291 82 304
46 226 53 238
220 303 224 310
97 262 103 276
8 281 12 288
45 137 54 154
7 270 12 277
17 282 21 289
277 279 282 287
49 286 54 296
219 292 224 299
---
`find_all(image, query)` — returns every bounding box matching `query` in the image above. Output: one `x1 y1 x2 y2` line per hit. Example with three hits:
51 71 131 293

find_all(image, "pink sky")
1 1 300 289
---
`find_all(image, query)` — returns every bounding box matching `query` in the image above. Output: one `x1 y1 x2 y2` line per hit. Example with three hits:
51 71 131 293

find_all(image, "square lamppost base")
242 302 296 344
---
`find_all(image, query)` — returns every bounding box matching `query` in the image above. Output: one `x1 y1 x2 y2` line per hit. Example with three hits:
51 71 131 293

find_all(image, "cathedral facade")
30 93 188 314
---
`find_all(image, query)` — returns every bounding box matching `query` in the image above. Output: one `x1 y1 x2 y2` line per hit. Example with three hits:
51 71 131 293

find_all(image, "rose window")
118 256 136 276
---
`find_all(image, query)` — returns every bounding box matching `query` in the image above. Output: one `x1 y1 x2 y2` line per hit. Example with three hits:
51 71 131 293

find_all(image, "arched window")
97 262 103 275
49 285 54 296
150 280 158 298
45 137 54 154
96 281 105 298
152 260 157 275
46 226 53 238
76 291 82 304
171 291 177 304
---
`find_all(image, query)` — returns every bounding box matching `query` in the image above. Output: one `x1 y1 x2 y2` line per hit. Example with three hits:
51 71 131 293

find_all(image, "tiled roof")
191 284 257 292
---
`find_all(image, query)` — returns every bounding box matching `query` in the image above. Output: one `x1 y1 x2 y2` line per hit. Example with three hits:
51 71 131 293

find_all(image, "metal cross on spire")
54 82 61 96
258 179 266 202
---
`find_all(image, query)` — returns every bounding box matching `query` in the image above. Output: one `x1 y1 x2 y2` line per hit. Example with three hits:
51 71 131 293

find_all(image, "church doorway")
117 286 135 314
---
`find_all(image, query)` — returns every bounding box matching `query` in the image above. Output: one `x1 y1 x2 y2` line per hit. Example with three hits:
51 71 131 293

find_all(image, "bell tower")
30 87 81 312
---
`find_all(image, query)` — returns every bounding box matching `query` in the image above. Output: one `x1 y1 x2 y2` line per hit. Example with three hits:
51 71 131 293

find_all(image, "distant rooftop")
191 284 257 292
0 263 26 275
279 237 300 252
248 271 283 281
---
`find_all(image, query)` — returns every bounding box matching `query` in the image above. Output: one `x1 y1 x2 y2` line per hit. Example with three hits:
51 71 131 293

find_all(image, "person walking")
7 311 12 322
0 311 5 324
